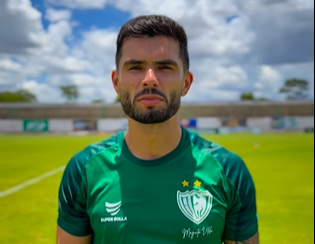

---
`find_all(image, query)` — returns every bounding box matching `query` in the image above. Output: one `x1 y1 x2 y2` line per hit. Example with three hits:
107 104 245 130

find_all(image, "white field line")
0 143 262 198
0 166 65 198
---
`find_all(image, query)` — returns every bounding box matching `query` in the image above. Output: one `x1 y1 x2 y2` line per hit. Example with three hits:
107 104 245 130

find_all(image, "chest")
86 166 229 244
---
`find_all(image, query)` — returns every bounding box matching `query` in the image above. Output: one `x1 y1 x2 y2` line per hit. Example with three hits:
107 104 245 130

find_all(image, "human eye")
159 65 173 70
128 66 142 71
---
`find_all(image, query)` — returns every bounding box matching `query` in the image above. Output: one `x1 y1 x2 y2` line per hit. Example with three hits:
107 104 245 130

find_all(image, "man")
57 15 259 244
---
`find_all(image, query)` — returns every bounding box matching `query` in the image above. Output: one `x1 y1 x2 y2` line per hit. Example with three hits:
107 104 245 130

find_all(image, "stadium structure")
0 101 314 134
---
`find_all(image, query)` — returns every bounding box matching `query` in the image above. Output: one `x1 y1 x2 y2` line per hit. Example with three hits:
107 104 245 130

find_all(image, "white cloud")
239 0 314 12
0 58 22 73
112 0 313 102
22 80 61 103
0 0 77 92
258 66 282 85
194 62 248 90
238 0 314 65
0 0 313 104
253 64 315 100
77 29 117 62
181 61 249 102
46 8 72 22
115 0 253 58
47 0 110 9
254 66 282 95
39 20 73 55
0 0 44 54
205 90 240 102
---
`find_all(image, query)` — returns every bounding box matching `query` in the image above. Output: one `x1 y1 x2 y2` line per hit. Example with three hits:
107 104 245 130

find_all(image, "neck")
125 115 182 160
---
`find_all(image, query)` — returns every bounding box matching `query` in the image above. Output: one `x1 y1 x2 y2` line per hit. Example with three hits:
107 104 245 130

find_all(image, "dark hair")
116 15 189 71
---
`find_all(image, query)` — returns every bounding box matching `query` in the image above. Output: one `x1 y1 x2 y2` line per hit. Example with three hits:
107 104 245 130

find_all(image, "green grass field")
0 133 314 244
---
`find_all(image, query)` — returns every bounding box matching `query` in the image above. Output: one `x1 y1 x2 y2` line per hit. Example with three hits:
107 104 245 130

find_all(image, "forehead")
120 37 181 64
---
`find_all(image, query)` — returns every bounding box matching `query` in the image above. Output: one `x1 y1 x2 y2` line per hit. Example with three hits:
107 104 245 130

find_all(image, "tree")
91 99 104 104
256 98 270 102
115 95 121 103
0 89 37 103
279 79 309 100
240 92 255 101
60 85 79 103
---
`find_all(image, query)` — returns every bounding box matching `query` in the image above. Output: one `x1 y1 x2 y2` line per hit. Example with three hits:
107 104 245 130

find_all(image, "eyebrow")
155 60 179 67
123 59 179 67
123 59 145 66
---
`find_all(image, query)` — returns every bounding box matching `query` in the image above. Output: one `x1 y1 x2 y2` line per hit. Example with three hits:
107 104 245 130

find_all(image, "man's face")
112 36 193 124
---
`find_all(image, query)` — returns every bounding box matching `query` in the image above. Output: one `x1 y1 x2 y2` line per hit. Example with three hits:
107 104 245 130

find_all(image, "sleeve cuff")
224 222 258 242
57 209 93 237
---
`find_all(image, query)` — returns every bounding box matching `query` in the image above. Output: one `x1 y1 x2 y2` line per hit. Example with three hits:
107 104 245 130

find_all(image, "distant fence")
0 101 313 133
0 117 313 134
0 101 314 119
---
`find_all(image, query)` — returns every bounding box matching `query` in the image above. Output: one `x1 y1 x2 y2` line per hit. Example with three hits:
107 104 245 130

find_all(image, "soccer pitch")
0 133 314 244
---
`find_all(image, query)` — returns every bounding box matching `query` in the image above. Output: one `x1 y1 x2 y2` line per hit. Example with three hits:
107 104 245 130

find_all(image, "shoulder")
57 135 122 237
187 129 254 188
186 130 258 240
65 133 123 177
59 133 123 207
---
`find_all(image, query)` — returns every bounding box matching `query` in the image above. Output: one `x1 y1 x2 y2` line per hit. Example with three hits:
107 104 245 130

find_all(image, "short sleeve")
57 156 93 237
223 153 258 241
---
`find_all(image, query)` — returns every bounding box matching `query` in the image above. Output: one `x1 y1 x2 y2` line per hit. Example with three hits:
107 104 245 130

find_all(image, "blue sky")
30 0 131 34
0 0 314 103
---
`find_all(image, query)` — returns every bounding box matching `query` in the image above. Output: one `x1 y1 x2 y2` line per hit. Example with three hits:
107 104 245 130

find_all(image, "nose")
141 69 159 88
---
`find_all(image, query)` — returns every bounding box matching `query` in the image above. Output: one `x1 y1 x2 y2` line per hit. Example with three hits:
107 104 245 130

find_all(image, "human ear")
182 72 194 97
111 70 120 95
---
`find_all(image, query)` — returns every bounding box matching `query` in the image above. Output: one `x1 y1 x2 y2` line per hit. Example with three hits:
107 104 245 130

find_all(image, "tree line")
0 85 79 103
0 79 311 103
240 79 310 101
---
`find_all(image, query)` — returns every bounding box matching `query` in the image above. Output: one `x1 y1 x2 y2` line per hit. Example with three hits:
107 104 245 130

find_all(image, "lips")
137 95 164 106
138 95 164 101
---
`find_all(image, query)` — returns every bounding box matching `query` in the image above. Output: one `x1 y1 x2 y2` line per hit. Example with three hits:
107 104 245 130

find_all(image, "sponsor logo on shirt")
101 201 128 223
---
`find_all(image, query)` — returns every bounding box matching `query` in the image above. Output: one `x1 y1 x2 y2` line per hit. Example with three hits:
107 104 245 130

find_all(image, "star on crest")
194 180 202 188
182 180 189 187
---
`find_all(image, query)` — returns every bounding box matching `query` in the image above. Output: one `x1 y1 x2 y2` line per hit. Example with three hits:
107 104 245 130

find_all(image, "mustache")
134 88 167 101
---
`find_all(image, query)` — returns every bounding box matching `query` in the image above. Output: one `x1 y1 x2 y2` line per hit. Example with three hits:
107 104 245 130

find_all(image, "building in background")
0 101 313 134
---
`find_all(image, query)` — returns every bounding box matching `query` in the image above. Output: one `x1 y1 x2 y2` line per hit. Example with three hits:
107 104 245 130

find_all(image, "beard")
120 88 181 124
